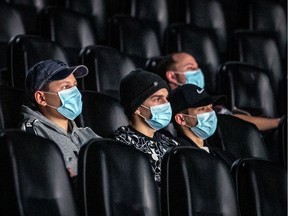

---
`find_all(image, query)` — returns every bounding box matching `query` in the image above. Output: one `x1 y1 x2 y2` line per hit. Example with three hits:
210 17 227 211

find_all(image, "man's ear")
166 71 177 83
34 91 47 106
134 108 141 115
174 113 186 126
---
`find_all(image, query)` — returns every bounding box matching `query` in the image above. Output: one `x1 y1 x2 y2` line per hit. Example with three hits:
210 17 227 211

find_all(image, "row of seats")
0 85 286 167
2 33 286 119
0 0 286 74
0 130 286 215
1 0 286 51
0 1 286 119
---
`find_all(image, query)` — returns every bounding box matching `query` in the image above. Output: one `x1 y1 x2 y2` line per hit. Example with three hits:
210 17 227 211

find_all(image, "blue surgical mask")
185 111 217 139
184 69 205 88
44 86 83 120
140 102 172 130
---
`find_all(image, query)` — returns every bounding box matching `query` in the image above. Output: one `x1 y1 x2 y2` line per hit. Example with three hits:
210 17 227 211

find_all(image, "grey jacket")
20 105 100 175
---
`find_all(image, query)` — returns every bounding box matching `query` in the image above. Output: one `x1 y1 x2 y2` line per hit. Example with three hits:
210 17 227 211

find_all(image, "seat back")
231 158 287 216
108 15 162 67
0 2 25 84
78 138 160 216
0 86 32 129
165 24 221 94
173 0 237 59
8 34 70 89
207 114 271 160
128 0 170 43
235 31 284 97
161 146 239 216
218 61 278 117
75 91 129 138
78 45 136 95
66 0 122 44
39 7 97 63
0 130 78 216
247 0 287 60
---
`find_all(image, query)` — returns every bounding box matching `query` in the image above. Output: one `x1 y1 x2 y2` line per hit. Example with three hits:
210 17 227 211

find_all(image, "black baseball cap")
25 59 88 97
169 84 226 115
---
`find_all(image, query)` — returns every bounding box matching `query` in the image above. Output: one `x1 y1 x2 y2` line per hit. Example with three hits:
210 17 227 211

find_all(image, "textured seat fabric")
108 15 162 67
161 146 239 216
218 61 278 117
75 91 129 138
39 7 97 63
0 86 32 129
78 138 161 216
231 158 287 216
207 114 271 161
0 130 78 216
8 34 70 89
78 45 136 95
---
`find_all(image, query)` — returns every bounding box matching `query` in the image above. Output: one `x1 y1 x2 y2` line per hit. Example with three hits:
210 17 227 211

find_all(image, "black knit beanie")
120 68 169 117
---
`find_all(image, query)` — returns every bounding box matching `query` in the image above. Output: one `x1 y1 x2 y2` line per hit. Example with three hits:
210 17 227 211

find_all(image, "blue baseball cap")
25 59 88 97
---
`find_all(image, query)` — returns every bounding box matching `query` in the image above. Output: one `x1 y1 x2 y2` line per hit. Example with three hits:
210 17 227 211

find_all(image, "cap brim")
50 65 88 81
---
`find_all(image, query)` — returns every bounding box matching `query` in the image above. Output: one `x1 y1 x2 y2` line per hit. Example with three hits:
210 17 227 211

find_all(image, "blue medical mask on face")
184 69 205 88
185 110 217 139
140 102 172 130
44 86 82 120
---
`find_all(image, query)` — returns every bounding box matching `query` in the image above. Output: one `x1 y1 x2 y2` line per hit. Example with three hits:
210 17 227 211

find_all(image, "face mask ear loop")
41 91 59 110
45 104 58 110
138 104 150 120
181 113 197 128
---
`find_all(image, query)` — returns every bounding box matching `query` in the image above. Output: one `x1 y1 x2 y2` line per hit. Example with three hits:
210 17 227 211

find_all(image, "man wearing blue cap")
20 59 100 177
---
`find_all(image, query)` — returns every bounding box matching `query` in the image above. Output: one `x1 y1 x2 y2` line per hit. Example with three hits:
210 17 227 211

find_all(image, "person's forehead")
148 88 168 99
173 53 197 69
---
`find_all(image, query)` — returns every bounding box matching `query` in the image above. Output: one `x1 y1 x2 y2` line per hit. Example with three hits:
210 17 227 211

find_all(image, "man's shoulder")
76 126 101 138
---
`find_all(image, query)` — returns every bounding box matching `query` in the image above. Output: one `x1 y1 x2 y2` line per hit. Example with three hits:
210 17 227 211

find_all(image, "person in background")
112 68 182 185
156 52 284 132
20 59 101 178
169 84 236 167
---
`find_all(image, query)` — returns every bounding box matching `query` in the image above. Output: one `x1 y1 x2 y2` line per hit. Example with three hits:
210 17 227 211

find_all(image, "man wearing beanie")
169 84 235 167
112 68 180 185
20 59 100 178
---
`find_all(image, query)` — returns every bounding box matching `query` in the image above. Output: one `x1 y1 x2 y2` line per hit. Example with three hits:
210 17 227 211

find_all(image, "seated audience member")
169 84 236 167
20 59 101 177
112 68 181 185
156 52 284 132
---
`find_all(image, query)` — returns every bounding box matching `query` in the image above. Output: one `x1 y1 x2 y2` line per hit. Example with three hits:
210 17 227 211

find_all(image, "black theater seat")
218 61 278 118
75 91 129 138
161 146 240 216
39 7 97 63
0 86 31 130
78 45 136 95
108 15 162 68
8 34 71 89
78 138 161 216
231 158 287 216
0 130 79 216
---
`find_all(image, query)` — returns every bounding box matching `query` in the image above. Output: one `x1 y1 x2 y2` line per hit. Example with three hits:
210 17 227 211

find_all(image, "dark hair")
155 54 176 81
